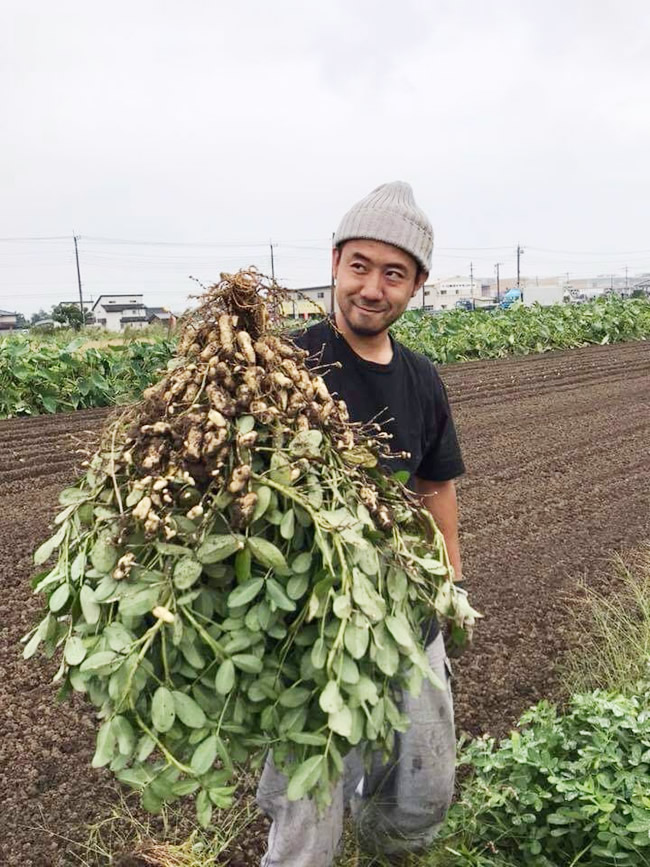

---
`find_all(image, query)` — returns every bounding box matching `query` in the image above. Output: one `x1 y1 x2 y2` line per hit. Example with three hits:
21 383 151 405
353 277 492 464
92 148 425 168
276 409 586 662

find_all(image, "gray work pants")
256 633 455 866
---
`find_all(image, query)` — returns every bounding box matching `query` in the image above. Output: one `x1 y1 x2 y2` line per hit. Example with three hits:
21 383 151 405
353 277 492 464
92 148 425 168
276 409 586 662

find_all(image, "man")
256 181 466 866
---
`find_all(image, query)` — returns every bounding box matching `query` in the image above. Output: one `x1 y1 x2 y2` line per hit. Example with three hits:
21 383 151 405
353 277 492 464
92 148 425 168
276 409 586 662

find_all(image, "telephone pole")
495 262 502 302
270 243 275 281
73 235 84 322
516 245 524 303
330 231 336 313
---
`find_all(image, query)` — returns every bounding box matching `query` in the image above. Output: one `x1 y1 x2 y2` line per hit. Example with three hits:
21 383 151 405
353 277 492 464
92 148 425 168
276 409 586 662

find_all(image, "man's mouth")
353 303 387 315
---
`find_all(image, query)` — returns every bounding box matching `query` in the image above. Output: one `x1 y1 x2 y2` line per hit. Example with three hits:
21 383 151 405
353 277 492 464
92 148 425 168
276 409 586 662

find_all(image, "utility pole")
516 245 524 303
270 242 275 281
330 231 335 314
73 234 84 323
625 265 629 291
495 262 502 302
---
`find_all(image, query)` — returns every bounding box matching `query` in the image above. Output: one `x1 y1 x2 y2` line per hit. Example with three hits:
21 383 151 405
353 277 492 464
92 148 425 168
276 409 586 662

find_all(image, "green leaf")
251 486 272 521
266 578 296 611
329 706 353 738
172 691 207 728
64 636 87 666
141 784 164 814
191 735 218 775
90 535 119 573
385 615 415 652
374 635 399 676
291 552 312 574
248 537 288 571
333 594 352 619
155 541 192 557
287 574 309 600
34 525 66 566
344 622 369 660
92 719 116 768
337 654 359 684
286 754 323 801
196 534 244 564
80 584 101 624
58 487 89 506
237 414 255 434
215 659 236 695
118 586 159 617
49 583 70 613
387 568 408 602
319 680 344 714
228 577 264 608
173 558 203 590
235 547 252 583
279 686 312 708
232 654 264 674
113 715 136 756
311 638 327 669
288 732 328 746
137 734 156 762
151 686 176 732
22 616 50 660
81 650 120 672
280 510 295 540
196 789 213 827
288 429 323 459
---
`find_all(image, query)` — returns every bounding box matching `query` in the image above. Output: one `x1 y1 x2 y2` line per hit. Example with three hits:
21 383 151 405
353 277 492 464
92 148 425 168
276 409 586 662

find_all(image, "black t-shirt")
293 318 465 486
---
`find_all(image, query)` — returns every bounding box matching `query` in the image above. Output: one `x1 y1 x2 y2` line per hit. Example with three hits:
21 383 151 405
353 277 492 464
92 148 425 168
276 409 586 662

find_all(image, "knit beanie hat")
334 181 433 273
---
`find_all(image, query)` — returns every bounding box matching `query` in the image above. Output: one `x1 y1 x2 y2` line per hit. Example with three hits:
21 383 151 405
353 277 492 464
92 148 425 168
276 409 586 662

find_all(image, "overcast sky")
2 0 650 315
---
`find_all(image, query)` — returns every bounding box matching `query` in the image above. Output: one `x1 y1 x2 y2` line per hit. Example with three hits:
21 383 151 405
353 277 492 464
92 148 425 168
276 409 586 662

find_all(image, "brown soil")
1 341 649 866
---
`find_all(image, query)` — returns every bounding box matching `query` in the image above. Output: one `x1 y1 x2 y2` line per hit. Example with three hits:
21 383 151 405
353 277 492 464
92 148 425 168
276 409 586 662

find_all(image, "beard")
338 302 401 337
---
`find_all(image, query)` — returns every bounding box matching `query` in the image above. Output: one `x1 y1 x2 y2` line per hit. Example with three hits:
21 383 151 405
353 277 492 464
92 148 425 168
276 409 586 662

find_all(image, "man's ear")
412 270 429 297
332 246 341 281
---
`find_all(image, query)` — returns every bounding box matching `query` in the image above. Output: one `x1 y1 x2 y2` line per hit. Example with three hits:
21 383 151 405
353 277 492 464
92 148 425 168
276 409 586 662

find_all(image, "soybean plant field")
392 295 650 363
2 340 649 866
0 334 175 417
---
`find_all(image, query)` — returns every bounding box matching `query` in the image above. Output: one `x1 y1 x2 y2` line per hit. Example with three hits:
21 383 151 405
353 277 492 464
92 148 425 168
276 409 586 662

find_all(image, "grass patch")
562 544 650 694
58 786 260 866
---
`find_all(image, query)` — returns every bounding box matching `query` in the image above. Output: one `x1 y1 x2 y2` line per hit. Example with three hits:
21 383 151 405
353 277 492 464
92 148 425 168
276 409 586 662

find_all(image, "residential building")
0 309 18 331
91 294 149 331
0 309 18 330
282 286 332 318
147 307 178 329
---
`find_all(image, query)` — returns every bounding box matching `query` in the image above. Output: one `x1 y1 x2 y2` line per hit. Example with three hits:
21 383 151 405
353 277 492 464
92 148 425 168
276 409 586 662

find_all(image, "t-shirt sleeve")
416 369 465 482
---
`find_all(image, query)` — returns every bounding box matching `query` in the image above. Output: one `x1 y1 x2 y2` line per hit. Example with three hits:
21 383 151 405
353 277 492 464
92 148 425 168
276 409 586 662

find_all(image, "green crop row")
392 296 650 364
2 297 648 419
0 335 175 418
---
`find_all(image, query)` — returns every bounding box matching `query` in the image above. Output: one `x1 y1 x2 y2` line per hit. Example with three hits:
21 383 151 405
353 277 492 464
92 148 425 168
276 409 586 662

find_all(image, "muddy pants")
256 633 455 866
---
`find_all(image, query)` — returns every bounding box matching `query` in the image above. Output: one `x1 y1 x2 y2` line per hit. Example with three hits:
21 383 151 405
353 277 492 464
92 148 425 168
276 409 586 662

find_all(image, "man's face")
333 239 427 337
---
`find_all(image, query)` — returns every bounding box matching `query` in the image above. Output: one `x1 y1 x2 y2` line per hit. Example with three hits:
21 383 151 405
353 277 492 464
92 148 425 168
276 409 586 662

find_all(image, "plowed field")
1 341 649 866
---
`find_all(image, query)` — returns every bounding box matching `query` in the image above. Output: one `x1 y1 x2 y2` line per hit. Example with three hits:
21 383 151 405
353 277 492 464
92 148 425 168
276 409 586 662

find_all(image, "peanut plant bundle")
24 270 478 826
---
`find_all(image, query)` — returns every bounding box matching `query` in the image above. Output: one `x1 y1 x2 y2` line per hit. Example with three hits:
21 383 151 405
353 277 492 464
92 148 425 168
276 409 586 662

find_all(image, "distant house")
0 309 18 331
91 294 149 332
146 307 177 329
283 286 332 318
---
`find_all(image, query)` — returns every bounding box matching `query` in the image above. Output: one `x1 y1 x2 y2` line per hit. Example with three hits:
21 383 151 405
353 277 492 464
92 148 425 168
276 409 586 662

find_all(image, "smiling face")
332 239 427 338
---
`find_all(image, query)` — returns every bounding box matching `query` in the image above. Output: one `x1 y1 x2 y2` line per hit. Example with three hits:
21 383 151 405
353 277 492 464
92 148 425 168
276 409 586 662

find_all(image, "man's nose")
359 271 384 301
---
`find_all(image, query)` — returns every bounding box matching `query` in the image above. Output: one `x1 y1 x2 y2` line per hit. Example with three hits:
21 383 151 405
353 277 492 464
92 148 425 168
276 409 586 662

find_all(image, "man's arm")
413 477 462 582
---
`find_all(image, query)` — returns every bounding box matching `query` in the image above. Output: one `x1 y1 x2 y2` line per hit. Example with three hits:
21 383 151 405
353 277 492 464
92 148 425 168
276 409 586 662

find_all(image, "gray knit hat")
334 181 433 273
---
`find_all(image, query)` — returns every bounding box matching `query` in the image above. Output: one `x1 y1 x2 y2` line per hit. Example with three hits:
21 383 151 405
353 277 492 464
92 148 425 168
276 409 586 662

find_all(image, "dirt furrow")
0 340 649 866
